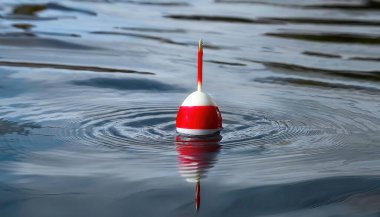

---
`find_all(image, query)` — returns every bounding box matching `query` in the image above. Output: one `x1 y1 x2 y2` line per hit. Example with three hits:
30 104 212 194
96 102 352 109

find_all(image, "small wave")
243 59 380 82
90 31 228 49
302 51 341 59
349 56 380 62
90 31 187 46
0 119 40 136
0 37 95 49
206 60 247 66
255 77 380 94
266 30 380 44
12 23 34 30
164 15 283 24
12 3 96 16
0 15 65 21
72 0 189 6
260 17 380 27
72 77 185 91
3 30 80 38
0 61 155 75
115 27 187 33
215 0 380 10
124 1 189 6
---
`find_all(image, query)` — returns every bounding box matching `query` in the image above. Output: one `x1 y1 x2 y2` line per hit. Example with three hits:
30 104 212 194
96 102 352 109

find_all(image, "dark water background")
1 0 380 216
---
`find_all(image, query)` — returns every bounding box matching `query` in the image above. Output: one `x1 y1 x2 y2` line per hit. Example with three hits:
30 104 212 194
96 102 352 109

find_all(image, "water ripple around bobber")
54 102 327 155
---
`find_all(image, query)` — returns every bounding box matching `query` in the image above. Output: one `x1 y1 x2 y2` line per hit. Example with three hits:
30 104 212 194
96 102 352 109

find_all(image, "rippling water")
1 0 380 216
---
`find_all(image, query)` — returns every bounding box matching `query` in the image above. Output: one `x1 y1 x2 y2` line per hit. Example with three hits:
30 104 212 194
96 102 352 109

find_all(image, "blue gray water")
1 0 380 216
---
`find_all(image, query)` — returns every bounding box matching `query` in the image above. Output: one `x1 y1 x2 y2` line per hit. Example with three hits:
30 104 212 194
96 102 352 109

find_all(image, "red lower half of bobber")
176 106 222 135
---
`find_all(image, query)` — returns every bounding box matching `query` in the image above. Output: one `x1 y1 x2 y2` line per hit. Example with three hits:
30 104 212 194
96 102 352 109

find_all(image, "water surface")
1 0 380 216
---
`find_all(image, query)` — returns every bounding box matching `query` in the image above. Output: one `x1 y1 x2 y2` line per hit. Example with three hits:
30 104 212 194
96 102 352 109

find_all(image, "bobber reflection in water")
176 40 222 136
176 135 222 212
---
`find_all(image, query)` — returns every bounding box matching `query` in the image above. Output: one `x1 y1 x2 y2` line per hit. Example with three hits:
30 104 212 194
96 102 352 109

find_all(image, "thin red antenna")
197 39 203 92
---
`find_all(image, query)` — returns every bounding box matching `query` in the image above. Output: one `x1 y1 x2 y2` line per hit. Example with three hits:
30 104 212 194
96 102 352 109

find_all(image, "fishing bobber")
176 40 222 136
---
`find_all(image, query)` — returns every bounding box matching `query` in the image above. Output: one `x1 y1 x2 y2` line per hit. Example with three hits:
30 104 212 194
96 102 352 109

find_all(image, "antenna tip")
198 39 203 50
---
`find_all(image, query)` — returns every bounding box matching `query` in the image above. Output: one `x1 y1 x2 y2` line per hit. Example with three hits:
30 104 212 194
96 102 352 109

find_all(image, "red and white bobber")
176 40 222 136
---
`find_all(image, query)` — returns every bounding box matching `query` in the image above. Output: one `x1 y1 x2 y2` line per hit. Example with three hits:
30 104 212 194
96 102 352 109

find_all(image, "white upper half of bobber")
181 91 218 106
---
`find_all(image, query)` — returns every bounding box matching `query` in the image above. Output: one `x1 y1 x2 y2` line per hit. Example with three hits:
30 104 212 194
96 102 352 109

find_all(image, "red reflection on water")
196 180 200 211
176 135 221 212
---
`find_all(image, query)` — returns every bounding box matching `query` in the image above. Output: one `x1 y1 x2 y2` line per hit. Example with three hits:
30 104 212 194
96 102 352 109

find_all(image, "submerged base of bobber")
176 128 221 136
